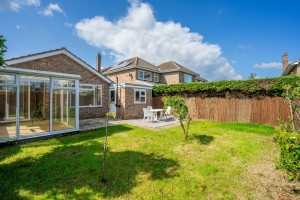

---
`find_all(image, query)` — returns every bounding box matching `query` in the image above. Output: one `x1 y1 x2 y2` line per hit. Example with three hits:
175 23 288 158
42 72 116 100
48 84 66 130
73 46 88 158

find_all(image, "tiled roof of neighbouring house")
158 61 199 76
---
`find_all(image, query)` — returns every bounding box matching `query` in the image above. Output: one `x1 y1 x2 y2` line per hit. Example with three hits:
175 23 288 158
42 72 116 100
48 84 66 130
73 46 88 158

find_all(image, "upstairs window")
183 73 192 83
138 70 152 81
154 73 159 82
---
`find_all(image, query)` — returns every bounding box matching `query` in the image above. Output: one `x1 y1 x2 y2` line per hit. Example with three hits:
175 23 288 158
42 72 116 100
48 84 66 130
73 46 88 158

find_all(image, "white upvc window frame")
154 73 159 82
134 89 146 104
79 84 103 108
183 73 192 83
138 70 152 81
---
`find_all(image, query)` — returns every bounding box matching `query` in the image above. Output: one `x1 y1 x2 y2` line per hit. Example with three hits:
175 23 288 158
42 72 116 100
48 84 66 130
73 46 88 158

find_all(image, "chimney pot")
282 52 288 71
96 53 101 72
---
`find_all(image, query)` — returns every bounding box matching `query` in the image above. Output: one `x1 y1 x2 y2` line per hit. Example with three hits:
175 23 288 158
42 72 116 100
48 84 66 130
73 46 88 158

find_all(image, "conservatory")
0 67 80 142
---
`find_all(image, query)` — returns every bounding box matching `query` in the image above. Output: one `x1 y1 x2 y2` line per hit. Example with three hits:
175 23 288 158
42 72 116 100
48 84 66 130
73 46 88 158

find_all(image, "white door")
109 89 116 113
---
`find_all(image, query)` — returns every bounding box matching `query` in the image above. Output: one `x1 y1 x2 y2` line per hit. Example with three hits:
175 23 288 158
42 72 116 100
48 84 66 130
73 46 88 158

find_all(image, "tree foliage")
162 96 191 140
0 35 7 67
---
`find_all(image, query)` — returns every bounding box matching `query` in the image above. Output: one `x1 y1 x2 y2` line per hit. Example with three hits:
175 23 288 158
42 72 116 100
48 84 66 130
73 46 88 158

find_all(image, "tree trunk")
101 117 109 182
179 120 188 140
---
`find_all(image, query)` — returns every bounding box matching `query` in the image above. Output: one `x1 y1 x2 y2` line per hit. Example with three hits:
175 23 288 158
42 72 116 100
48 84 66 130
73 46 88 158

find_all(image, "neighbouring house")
0 48 111 142
102 57 206 119
0 48 206 142
282 52 300 76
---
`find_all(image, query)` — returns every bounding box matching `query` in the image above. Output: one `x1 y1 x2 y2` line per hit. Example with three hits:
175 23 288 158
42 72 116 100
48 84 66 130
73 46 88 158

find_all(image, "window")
154 73 159 82
79 85 102 107
134 89 146 104
184 73 192 83
138 70 152 81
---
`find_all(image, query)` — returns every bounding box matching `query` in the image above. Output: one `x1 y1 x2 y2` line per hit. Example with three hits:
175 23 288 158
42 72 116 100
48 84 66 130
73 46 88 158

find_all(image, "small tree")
162 96 191 140
0 35 7 67
101 111 116 182
283 83 300 133
248 73 258 80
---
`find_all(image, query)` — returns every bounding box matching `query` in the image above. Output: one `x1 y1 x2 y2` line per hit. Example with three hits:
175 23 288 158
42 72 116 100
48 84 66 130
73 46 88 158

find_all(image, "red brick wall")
10 53 110 119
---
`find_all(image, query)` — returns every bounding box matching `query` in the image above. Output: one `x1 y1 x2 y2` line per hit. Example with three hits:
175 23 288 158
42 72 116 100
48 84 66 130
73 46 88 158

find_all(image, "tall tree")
0 35 7 67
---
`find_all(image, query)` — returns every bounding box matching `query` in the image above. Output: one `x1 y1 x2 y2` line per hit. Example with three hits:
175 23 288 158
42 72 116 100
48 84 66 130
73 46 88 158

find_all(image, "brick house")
102 57 206 119
282 52 300 76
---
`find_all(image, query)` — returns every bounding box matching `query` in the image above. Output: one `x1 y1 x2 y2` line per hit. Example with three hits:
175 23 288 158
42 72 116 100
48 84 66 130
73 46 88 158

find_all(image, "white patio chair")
143 108 156 122
162 106 171 119
147 106 153 110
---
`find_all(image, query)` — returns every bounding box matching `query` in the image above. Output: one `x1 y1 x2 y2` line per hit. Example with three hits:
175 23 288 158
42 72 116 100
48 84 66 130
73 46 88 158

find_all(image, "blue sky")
0 0 299 81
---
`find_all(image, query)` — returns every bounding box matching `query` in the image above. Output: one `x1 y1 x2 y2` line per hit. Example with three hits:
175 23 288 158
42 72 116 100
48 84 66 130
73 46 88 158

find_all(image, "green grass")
0 121 278 199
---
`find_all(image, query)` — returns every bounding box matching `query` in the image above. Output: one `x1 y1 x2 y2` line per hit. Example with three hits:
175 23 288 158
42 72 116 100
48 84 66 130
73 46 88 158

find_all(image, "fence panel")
152 96 291 126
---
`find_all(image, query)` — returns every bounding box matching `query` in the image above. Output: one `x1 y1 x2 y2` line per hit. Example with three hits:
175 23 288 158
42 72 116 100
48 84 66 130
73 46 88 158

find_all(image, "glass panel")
19 76 50 136
79 89 94 106
110 90 115 103
140 97 146 103
138 70 143 79
0 86 17 138
80 85 93 89
141 91 145 96
144 72 152 81
54 79 75 87
154 73 159 82
0 74 15 84
53 89 76 131
184 74 192 83
135 91 140 102
95 86 102 106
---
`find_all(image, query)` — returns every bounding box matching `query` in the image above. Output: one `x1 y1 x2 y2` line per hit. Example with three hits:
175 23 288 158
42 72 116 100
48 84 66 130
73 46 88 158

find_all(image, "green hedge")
276 131 300 181
153 75 300 98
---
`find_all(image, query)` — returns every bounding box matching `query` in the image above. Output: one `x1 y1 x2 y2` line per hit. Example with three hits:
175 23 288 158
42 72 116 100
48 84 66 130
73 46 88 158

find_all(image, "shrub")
153 75 300 98
276 131 300 181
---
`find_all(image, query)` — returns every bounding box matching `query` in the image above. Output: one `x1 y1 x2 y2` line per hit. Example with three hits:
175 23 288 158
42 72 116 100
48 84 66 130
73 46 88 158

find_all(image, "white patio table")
148 109 163 121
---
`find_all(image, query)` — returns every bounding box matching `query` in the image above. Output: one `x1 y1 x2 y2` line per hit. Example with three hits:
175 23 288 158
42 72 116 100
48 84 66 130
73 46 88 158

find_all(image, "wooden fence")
152 96 291 126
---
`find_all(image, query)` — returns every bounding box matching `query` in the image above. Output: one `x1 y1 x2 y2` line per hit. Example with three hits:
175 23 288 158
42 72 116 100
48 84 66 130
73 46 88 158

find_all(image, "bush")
153 75 300 98
276 131 300 181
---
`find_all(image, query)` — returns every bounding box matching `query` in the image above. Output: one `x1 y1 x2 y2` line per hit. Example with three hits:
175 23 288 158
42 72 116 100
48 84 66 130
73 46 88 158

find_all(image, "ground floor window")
79 85 102 107
134 89 146 104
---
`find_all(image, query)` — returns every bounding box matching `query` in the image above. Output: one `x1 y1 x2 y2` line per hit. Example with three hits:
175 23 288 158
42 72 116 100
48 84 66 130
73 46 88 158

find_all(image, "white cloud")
0 0 40 11
16 25 21 29
254 62 282 69
75 0 242 80
40 3 65 16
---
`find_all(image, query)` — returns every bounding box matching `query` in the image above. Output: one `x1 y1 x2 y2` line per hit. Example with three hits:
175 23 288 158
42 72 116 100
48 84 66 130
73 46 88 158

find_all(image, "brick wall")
106 69 137 83
116 87 152 119
10 53 110 119
161 72 180 84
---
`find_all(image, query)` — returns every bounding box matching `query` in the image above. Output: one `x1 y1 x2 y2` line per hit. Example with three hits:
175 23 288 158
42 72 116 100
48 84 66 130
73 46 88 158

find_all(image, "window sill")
134 102 146 104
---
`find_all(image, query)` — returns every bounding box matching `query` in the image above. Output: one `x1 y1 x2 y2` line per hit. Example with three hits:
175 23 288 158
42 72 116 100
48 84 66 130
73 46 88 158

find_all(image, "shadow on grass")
0 136 179 199
193 134 214 145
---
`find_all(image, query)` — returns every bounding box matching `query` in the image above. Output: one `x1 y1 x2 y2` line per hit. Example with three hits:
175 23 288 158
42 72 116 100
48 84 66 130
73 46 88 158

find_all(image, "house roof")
103 57 159 74
5 47 112 83
158 61 199 76
282 60 300 76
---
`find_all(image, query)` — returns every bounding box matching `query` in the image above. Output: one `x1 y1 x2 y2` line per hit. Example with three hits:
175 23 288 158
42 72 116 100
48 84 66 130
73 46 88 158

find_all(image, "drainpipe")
115 76 121 108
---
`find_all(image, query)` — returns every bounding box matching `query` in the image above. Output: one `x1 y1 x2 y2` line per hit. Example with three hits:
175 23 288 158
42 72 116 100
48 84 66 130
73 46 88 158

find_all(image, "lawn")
0 121 296 199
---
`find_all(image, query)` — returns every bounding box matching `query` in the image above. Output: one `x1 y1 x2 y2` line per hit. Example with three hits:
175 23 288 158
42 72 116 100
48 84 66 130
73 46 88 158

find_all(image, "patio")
79 116 179 131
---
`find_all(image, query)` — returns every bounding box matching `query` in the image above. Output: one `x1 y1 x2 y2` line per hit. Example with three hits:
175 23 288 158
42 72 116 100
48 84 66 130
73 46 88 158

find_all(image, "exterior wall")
116 87 152 119
106 68 137 84
160 72 180 84
10 54 109 119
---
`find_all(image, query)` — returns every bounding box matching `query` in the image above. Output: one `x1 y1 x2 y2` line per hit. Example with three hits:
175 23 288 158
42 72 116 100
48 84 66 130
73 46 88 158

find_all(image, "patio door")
109 89 116 113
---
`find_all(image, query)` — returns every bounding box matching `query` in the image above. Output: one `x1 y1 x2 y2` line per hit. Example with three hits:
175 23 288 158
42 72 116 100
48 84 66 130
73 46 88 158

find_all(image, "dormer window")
184 73 192 83
138 70 152 81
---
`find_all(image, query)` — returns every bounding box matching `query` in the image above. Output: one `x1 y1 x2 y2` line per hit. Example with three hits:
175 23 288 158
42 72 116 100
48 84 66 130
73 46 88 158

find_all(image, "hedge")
153 75 300 98
276 131 300 181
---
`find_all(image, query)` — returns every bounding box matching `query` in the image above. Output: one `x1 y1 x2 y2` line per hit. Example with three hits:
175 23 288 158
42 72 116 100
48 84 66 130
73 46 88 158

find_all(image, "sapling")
101 111 116 182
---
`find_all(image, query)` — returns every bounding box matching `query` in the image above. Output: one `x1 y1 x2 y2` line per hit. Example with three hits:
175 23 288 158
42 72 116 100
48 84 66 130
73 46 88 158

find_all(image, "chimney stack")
282 52 288 71
96 53 101 72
